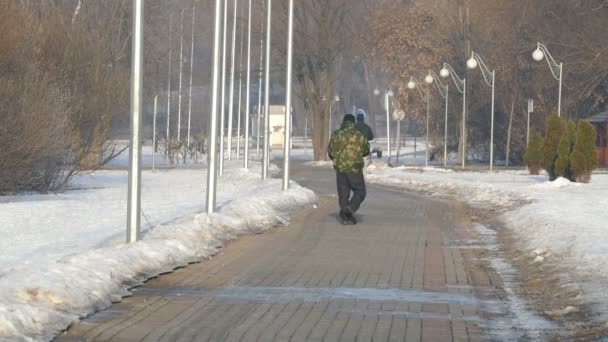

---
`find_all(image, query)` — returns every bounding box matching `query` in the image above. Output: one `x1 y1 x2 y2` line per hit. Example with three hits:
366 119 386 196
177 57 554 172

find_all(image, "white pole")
166 15 173 145
462 79 466 168
558 62 562 117
385 92 391 164
490 71 495 171
127 0 144 243
396 119 401 163
425 88 430 167
219 0 229 176
153 95 158 173
262 0 272 179
527 105 531 147
444 86 449 167
227 0 238 160
244 0 252 168
328 101 332 137
256 37 263 159
282 0 294 190
236 2 244 160
187 5 196 147
177 9 184 144
207 0 223 214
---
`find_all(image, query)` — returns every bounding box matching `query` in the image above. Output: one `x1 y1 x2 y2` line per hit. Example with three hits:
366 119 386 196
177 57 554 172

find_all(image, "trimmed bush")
554 120 576 181
571 121 599 183
542 115 566 181
524 131 544 175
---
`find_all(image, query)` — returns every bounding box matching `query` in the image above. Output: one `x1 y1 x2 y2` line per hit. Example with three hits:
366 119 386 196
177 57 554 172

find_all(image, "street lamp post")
373 88 393 164
407 77 430 166
227 0 239 160
440 63 466 168
467 51 496 171
533 42 563 117
282 0 294 191
244 0 252 168
261 0 272 180
424 71 449 167
127 0 144 243
219 0 229 176
206 0 223 214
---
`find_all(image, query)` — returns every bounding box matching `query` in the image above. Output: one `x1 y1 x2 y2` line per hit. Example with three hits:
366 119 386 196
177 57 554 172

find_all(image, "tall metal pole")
282 0 294 190
207 0 223 214
166 14 173 144
262 0 272 179
219 0 229 176
187 5 196 147
236 2 245 160
153 95 158 173
462 79 466 168
244 0 252 168
490 71 495 171
177 9 184 144
127 0 144 243
396 119 401 163
558 63 563 117
444 86 449 167
385 92 391 164
425 87 430 167
227 0 238 160
256 37 263 159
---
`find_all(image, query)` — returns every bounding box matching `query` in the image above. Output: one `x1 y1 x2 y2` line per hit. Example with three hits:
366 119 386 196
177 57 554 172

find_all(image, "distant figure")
355 108 374 141
328 114 370 225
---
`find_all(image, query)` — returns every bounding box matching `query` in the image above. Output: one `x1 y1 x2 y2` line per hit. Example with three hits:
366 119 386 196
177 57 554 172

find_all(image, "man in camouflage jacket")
328 114 370 224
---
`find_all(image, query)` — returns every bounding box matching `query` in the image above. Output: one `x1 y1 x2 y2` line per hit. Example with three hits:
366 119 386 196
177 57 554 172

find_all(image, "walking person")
355 108 374 141
328 114 370 225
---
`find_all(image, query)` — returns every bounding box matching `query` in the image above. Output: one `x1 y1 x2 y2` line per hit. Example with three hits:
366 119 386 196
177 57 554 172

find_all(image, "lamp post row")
403 42 559 170
127 0 296 242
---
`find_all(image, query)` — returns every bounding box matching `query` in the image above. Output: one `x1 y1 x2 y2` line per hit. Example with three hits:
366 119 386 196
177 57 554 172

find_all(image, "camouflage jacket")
328 121 370 173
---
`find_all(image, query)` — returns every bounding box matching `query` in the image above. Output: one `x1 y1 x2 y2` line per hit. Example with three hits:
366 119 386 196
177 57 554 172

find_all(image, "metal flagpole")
262 0 272 179
236 2 244 160
425 87 430 167
166 14 173 145
282 0 294 190
153 95 158 173
444 86 449 167
227 0 238 160
177 9 184 144
187 5 196 147
244 0 252 168
127 0 144 243
219 0 228 176
207 0 223 214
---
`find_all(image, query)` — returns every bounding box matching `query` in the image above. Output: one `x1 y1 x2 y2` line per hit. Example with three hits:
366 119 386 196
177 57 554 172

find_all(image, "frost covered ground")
365 163 608 322
0 160 317 341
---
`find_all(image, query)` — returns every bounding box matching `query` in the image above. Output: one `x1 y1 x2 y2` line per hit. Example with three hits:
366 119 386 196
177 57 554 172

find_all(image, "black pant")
336 172 367 215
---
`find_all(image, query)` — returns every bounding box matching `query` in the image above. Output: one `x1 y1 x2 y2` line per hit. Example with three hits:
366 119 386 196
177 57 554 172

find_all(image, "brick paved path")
57 164 504 341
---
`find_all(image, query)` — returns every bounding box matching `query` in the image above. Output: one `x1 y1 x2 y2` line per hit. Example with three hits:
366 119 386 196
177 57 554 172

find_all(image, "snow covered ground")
0 161 317 341
365 163 608 322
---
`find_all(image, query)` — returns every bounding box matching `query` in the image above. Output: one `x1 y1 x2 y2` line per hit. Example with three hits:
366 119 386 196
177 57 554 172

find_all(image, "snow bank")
365 164 608 321
0 162 316 341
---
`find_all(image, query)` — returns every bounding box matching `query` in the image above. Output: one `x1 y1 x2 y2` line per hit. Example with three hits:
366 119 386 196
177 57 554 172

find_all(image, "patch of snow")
0 161 317 341
365 165 608 322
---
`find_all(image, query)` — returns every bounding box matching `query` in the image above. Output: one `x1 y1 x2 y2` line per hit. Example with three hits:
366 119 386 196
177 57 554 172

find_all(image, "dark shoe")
345 207 357 225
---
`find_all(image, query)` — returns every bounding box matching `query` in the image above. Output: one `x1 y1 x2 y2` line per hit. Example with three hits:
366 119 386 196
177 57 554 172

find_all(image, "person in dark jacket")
355 108 374 141
328 114 370 225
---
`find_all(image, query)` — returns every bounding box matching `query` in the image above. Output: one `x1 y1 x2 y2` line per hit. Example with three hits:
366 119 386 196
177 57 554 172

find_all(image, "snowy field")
0 160 317 341
365 163 608 322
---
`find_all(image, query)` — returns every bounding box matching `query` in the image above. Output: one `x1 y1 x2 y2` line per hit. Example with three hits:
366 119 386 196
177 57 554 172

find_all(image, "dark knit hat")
342 114 356 123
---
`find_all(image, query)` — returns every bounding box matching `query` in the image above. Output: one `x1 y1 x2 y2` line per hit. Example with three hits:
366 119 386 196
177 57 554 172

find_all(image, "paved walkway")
57 163 503 342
